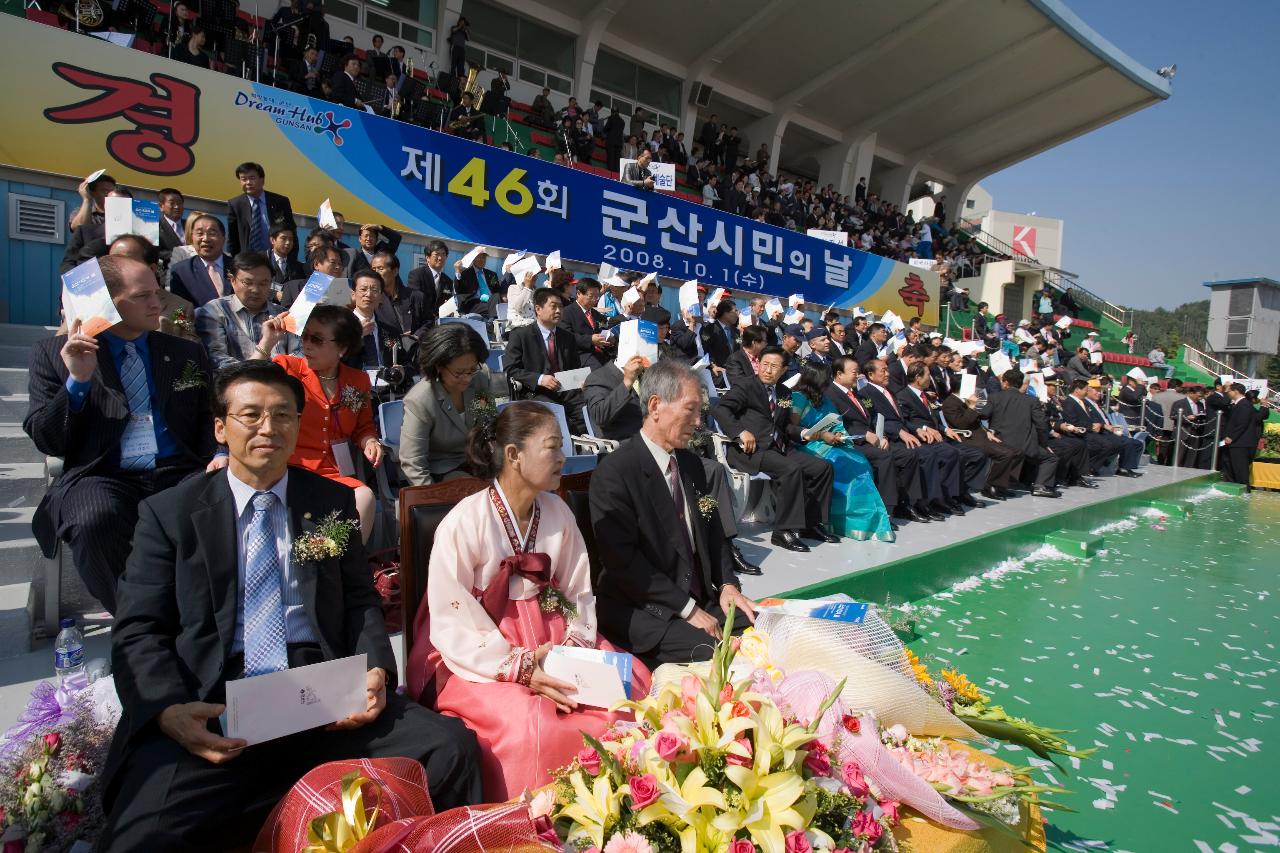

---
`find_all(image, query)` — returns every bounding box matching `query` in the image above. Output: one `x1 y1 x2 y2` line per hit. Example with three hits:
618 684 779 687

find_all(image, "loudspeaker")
689 82 714 108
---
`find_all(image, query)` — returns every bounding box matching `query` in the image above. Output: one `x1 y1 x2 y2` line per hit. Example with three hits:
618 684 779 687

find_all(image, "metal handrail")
954 222 1133 328
1181 342 1246 381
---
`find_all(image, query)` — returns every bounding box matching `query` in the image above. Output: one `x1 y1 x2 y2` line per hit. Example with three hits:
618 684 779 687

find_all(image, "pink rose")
577 747 601 775
628 774 659 809
653 730 687 763
784 830 812 853
842 761 870 797
726 736 753 767
43 732 61 753
803 741 831 777
881 800 901 824
852 810 882 843
729 840 756 853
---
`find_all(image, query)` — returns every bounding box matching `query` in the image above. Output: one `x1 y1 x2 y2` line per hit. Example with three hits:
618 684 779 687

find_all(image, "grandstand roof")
525 0 1170 186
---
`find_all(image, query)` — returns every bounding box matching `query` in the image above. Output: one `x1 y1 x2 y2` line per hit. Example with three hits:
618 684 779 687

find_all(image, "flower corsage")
292 511 359 562
538 585 578 620
471 393 497 424
172 360 206 391
696 493 718 520
169 307 193 335
776 396 793 410
339 385 367 413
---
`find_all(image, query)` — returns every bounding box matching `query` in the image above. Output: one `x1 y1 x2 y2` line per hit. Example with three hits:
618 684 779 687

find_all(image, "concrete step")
0 463 47 508
0 396 30 422
0 345 33 370
0 369 30 398
0 582 32 658
0 504 41 586
0 427 44 465
0 325 57 348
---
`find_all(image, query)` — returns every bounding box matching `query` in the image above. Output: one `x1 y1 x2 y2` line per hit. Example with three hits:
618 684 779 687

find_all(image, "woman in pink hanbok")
407 402 649 801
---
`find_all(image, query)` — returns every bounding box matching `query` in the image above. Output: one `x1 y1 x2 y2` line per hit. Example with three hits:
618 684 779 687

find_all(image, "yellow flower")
558 771 622 850
941 668 987 703
737 628 773 669
905 648 933 688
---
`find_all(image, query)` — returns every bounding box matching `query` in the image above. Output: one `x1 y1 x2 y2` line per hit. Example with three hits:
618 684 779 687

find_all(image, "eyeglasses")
226 409 299 429
354 285 382 294
301 333 334 345
444 365 482 379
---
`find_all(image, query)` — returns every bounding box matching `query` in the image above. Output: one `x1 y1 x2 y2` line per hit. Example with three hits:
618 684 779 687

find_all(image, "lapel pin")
303 512 312 520
164 355 171 362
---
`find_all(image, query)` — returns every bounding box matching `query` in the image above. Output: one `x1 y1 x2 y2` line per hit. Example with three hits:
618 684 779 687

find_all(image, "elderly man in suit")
406 240 452 321
503 288 586 434
942 371 1033 500
168 214 233 308
226 163 296 257
712 347 836 552
1169 384 1212 468
1060 379 1133 476
347 222 402 278
559 278 612 369
897 362 989 508
724 326 766 385
330 54 364 109
96 360 481 851
590 359 757 667
195 252 301 369
24 256 217 614
280 243 346 308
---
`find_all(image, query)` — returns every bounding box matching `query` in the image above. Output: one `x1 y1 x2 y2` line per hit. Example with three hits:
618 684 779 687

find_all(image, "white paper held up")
542 648 627 709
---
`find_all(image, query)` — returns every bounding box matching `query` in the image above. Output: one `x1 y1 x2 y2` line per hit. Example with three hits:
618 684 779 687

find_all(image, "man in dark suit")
712 347 837 552
406 240 452 319
168 214 233 308
329 54 364 109
227 164 296 259
157 187 185 269
1170 384 1212 469
622 149 656 190
61 186 141 274
825 355 925 523
590 359 757 667
24 257 216 614
347 222 402 279
96 360 481 851
1221 383 1261 484
266 224 306 288
1060 379 1132 476
559 279 611 369
724 326 766 385
603 107 626 173
853 323 888 368
452 248 498 316
280 242 346 309
983 369 1061 495
448 91 486 142
897 362 989 507
700 300 740 372
941 376 1031 500
503 288 586 433
862 358 958 519
1042 384 1093 487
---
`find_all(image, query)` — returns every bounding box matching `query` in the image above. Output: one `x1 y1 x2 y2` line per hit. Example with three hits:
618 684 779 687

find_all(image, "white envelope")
317 198 337 229
224 654 367 745
554 367 591 390
1055 315 1073 329
511 255 542 281
545 250 562 271
461 245 489 267
502 250 526 273
782 373 801 389
543 648 626 710
679 280 700 311
765 298 783 316
958 373 977 400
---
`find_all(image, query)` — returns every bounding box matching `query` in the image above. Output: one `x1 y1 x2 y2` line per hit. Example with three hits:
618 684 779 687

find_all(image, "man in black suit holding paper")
590 359 757 667
712 347 836 552
406 240 453 321
824 355 925 523
96 361 481 851
503 288 586 433
559 279 612 370
897 362 989 508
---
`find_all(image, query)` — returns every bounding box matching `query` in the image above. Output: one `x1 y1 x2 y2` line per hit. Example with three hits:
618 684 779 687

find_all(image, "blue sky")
980 0 1280 310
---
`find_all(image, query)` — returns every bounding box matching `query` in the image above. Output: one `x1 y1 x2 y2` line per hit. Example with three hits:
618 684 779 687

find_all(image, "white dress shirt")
226 468 316 652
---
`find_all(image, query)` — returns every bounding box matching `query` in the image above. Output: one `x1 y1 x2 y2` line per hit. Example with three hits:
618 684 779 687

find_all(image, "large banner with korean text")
1 17 938 323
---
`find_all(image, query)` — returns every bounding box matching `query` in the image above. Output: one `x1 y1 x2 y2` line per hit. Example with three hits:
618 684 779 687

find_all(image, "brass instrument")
448 64 486 130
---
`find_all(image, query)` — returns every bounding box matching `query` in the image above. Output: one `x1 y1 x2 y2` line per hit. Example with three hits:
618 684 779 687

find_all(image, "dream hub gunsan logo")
234 91 351 145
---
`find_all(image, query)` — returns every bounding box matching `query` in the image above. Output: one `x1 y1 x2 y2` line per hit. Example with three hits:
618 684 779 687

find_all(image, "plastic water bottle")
54 618 87 690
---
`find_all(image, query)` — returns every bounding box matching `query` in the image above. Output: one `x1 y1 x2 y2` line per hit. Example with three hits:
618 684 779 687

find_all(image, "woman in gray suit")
400 324 493 485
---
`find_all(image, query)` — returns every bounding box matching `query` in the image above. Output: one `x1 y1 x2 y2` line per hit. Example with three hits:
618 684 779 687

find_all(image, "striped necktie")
244 491 289 677
249 196 268 252
119 342 156 470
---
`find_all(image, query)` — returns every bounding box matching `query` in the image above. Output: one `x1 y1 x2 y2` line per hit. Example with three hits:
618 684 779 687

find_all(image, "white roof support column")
816 131 876 198
573 2 623 103
876 160 924 210
744 111 791 177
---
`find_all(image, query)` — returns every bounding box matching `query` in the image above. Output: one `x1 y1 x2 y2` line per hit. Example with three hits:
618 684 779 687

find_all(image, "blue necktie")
119 342 156 471
249 197 268 252
244 491 289 677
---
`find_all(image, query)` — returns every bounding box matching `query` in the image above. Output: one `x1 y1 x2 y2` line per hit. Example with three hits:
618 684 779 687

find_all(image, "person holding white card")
99 361 481 851
271 306 382 543
408 402 649 801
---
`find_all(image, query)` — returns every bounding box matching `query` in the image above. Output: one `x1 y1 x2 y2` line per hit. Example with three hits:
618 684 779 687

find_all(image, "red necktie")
584 309 596 331
546 330 560 373
846 390 867 418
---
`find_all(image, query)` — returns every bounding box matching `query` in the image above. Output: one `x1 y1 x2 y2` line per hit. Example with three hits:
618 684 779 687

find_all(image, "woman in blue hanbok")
787 359 895 542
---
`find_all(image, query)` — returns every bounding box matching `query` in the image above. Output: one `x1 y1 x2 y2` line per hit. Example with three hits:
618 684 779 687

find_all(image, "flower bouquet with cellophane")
544 605 902 853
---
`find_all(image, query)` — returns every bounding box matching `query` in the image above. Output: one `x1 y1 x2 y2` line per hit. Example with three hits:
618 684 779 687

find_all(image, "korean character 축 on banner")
536 180 569 220
823 248 852 289
707 221 743 266
788 249 812 281
751 231 784 274
657 208 702 256
400 147 442 192
602 190 649 245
